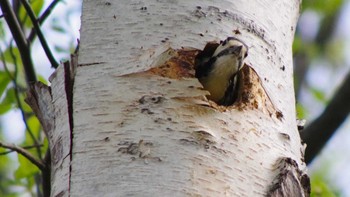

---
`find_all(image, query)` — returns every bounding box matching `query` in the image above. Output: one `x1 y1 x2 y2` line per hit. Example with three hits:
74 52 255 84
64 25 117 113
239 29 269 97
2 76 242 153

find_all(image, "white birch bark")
47 0 307 196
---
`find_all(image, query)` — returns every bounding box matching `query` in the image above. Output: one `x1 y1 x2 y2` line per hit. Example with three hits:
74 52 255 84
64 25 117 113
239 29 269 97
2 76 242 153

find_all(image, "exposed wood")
46 0 307 196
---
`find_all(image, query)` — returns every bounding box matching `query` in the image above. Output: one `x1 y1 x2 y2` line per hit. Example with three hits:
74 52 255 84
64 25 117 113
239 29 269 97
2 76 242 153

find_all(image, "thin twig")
28 0 62 43
0 144 43 155
20 0 59 68
0 141 45 170
6 43 43 159
0 0 36 83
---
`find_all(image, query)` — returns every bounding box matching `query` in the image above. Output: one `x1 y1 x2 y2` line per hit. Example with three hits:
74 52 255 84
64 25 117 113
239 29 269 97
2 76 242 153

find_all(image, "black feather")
195 56 217 78
217 73 240 106
216 45 243 58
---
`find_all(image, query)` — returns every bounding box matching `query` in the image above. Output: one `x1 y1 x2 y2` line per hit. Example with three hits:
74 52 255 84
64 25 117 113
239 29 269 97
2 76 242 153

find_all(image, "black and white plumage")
195 37 248 106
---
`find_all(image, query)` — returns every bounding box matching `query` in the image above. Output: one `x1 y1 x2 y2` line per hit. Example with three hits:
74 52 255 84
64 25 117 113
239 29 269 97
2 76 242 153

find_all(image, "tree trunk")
30 0 310 196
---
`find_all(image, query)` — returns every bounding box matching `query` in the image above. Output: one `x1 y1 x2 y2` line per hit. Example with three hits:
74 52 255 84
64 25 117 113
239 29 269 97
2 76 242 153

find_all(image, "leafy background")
0 0 80 196
0 0 349 196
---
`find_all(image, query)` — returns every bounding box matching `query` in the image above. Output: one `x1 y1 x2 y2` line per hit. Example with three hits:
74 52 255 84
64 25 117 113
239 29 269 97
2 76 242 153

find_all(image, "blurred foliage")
309 87 327 104
296 103 308 119
294 0 345 110
295 0 347 196
294 0 345 86
0 0 78 196
302 0 343 16
310 173 340 197
18 0 44 27
0 135 11 196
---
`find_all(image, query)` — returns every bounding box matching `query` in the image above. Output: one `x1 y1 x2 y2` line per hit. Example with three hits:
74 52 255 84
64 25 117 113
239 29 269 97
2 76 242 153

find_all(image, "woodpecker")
195 37 248 106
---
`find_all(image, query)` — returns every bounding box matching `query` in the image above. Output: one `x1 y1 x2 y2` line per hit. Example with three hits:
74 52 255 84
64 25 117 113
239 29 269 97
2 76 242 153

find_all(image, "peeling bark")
26 0 307 196
26 55 77 196
269 158 310 197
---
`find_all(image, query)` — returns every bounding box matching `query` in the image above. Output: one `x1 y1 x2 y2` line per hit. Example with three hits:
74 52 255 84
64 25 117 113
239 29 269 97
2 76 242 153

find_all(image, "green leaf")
1 47 22 66
309 87 327 103
0 102 11 114
19 0 45 28
0 20 5 39
16 91 32 114
23 115 41 148
42 138 49 154
0 85 31 114
296 103 308 119
311 174 339 197
303 0 343 16
30 0 45 16
25 173 36 192
0 148 11 168
37 75 48 86
292 36 302 54
0 71 11 96
0 88 16 114
14 153 39 179
0 47 28 88
22 116 44 160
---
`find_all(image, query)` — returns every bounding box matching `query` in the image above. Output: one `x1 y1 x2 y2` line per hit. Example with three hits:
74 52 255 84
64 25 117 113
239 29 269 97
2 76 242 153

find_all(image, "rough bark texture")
31 0 308 196
26 59 76 196
48 62 73 197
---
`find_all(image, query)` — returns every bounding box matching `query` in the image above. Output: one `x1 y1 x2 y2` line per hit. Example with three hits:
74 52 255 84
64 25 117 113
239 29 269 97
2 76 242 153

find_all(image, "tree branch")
42 150 51 197
0 141 46 171
28 0 62 43
0 0 36 83
20 0 59 68
6 43 43 159
301 72 350 164
0 144 43 155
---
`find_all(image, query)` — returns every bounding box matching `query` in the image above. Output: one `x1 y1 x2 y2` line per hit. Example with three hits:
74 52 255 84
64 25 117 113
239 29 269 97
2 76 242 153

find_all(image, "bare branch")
1 44 43 159
28 0 62 43
0 0 36 83
20 0 59 68
301 72 350 164
0 141 46 171
0 144 43 155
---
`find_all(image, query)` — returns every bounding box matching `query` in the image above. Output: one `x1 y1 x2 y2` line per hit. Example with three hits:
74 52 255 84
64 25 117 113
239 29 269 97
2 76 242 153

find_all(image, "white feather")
200 54 240 102
198 37 248 103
